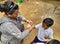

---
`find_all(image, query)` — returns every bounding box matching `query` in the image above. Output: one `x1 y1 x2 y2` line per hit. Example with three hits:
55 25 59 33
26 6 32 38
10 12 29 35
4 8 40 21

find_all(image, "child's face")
42 23 49 29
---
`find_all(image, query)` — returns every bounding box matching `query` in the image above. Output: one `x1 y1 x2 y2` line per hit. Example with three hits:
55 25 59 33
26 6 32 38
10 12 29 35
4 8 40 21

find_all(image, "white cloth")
35 23 53 41
36 43 44 44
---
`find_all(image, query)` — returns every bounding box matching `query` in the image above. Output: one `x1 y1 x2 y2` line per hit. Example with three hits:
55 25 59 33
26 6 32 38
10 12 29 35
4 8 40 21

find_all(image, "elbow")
16 36 24 40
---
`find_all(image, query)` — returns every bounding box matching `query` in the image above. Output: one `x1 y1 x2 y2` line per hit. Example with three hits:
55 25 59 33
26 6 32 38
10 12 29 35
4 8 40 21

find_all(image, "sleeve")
1 22 30 39
17 13 26 21
49 29 54 39
35 23 42 29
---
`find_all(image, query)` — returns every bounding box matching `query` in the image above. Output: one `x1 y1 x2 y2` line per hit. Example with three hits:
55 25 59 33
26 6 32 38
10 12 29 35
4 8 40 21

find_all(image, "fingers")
26 20 35 30
27 20 33 26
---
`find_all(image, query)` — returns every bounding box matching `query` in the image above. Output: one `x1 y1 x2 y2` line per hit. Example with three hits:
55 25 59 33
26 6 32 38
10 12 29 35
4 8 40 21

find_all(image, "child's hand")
27 24 35 29
28 24 35 32
45 35 50 39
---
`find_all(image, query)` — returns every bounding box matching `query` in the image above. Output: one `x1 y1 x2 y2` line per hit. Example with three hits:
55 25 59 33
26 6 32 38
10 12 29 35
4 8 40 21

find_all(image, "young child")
31 18 54 44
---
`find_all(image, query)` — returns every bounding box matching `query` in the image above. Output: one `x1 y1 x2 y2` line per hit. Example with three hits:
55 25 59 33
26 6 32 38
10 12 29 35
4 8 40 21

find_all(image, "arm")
17 14 32 23
45 29 54 39
44 35 53 39
48 29 54 39
35 23 41 29
1 22 32 40
26 23 41 29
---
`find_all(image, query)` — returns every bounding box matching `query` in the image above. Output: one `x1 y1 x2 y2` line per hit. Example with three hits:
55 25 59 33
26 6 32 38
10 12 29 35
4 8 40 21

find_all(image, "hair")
43 18 54 27
0 1 18 14
47 39 60 44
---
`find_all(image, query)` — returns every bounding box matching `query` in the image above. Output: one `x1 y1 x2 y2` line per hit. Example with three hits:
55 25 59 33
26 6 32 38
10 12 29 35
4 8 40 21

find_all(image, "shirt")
0 14 29 44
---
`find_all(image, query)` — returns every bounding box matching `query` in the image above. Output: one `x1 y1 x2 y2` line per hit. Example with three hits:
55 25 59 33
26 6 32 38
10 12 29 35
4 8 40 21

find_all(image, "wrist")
29 28 32 32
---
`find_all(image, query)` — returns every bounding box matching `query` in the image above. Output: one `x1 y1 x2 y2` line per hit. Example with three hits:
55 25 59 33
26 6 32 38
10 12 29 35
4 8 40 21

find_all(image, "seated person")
31 18 54 44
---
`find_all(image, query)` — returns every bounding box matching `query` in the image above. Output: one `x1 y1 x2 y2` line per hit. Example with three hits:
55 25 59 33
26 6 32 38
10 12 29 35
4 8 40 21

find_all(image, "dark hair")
47 39 60 44
0 1 18 14
43 18 54 27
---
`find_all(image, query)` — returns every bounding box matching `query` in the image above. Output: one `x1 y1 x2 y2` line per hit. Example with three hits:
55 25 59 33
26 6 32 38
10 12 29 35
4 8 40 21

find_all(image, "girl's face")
7 10 18 19
42 23 49 29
